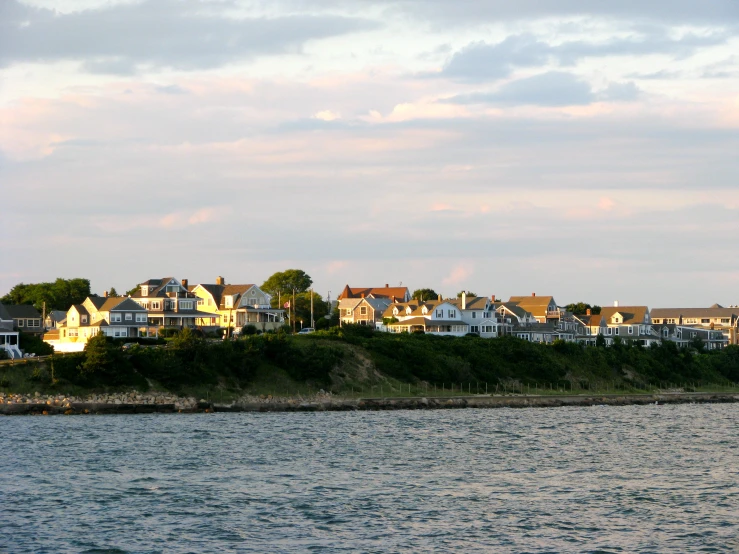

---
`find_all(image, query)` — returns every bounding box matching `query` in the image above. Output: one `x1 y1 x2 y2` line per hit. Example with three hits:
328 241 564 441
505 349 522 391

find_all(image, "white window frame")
111 314 122 323
125 313 133 321
135 313 147 323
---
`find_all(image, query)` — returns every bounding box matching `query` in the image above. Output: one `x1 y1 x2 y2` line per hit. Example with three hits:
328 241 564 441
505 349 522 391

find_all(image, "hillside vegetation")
2 326 739 397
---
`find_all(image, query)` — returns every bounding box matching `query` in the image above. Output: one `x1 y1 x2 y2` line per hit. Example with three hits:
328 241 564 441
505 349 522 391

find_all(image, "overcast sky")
2 0 738 307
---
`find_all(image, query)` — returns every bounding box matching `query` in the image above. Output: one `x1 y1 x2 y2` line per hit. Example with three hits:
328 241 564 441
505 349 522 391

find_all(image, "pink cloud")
442 264 474 286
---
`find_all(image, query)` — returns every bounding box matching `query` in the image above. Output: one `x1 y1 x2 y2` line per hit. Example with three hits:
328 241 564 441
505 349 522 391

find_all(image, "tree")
565 302 601 315
457 290 477 298
1 278 91 311
596 333 606 348
125 285 140 296
108 287 120 297
412 288 439 302
81 333 115 375
262 269 313 299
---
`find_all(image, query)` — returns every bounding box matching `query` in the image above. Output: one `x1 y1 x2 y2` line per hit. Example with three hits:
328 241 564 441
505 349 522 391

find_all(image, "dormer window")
405 307 412 315
225 296 233 308
422 306 428 315
141 286 148 297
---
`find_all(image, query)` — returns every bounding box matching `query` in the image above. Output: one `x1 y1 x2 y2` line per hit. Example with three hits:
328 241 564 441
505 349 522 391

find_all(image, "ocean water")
1 404 738 553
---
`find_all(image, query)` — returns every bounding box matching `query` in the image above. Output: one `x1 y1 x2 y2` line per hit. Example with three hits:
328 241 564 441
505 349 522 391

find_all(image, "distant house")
507 294 561 324
3 304 43 336
339 296 392 327
380 298 469 336
189 277 285 332
46 294 156 351
449 293 504 338
0 303 22 358
44 310 67 330
651 305 739 345
338 284 411 302
129 277 218 329
652 323 727 350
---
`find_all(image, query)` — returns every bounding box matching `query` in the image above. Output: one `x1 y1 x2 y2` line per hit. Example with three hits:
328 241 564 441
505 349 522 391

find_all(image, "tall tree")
125 285 141 296
565 302 601 315
1 278 91 311
412 288 439 302
262 269 313 298
456 290 477 298
108 287 120 297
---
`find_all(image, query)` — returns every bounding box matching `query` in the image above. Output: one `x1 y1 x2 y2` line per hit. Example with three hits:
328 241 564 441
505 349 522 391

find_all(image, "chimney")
103 291 108 298
361 293 365 298
462 292 466 310
385 283 389 288
491 294 496 303
437 294 442 302
216 276 225 286
391 296 396 303
586 309 591 316
614 300 619 307
182 278 188 289
532 292 536 297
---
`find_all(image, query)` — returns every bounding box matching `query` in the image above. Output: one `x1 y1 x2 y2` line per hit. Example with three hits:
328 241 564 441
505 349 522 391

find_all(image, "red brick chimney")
181 278 188 288
103 291 108 298
586 309 591 316
491 295 496 302
216 276 225 285
385 283 389 288
532 292 536 297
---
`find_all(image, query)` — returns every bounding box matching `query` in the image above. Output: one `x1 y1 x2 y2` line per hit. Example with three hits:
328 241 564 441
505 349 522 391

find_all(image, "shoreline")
2 391 738 415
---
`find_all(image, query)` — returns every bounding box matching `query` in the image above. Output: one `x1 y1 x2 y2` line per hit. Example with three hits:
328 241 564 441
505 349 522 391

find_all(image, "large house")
449 294 505 338
189 277 285 332
129 277 217 329
381 298 470 336
338 284 411 302
3 304 43 336
45 294 156 351
652 323 728 350
651 305 739 345
0 303 22 359
507 294 561 324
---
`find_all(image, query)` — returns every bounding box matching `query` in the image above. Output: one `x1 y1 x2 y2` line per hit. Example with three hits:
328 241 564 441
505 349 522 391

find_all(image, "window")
472 312 476 319
702 319 710 324
81 315 88 324
17 319 25 327
111 314 122 322
225 297 233 308
614 327 620 335
125 313 133 321
141 286 148 297
447 310 456 318
136 314 147 323
436 310 443 318
360 307 367 315
628 326 633 335
197 299 204 306
345 309 352 316
68 329 78 337
180 301 193 310
152 302 160 310
471 326 479 333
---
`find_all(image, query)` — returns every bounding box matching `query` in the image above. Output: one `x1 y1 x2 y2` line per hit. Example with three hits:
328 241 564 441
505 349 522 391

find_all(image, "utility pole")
292 288 296 333
310 288 314 328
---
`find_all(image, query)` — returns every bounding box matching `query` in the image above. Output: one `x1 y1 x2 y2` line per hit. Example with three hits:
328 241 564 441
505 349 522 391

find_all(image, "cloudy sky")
2 0 738 307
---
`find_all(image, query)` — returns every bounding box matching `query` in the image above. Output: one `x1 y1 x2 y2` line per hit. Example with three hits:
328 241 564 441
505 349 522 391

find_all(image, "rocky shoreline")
2 390 739 415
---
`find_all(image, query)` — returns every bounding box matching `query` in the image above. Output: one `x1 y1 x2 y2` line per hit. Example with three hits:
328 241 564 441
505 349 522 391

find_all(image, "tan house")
130 277 217 329
507 294 561 324
189 277 285 333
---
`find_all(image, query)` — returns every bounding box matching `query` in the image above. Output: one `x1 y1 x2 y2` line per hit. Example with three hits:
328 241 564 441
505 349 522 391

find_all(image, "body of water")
1 404 738 553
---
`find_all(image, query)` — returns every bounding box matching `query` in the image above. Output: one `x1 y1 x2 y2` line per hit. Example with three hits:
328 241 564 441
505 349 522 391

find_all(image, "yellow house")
189 277 285 333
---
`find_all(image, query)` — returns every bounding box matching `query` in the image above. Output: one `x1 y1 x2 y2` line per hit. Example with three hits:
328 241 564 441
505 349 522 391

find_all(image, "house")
3 304 44 335
129 277 218 329
513 323 576 344
44 310 67 330
573 311 608 345
45 294 156 351
339 296 392 327
507 294 561 324
189 277 285 332
380 298 469 336
338 284 411 302
495 301 538 328
449 293 505 338
651 305 739 345
652 323 728 350
0 303 22 359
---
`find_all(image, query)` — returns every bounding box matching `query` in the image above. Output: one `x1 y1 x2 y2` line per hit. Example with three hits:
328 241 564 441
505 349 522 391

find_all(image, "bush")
241 325 258 336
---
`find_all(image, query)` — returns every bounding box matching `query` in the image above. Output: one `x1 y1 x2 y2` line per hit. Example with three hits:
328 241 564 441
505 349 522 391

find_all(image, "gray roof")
47 310 67 322
0 303 11 321
3 304 42 319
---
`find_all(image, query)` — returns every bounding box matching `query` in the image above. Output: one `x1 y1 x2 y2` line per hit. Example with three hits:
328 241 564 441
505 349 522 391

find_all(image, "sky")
1 0 738 308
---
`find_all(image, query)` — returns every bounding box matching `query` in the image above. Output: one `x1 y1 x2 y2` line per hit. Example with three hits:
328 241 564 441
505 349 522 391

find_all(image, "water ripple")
1 404 738 552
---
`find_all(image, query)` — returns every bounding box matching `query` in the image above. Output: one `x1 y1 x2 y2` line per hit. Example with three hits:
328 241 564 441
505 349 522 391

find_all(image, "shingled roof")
339 284 410 301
